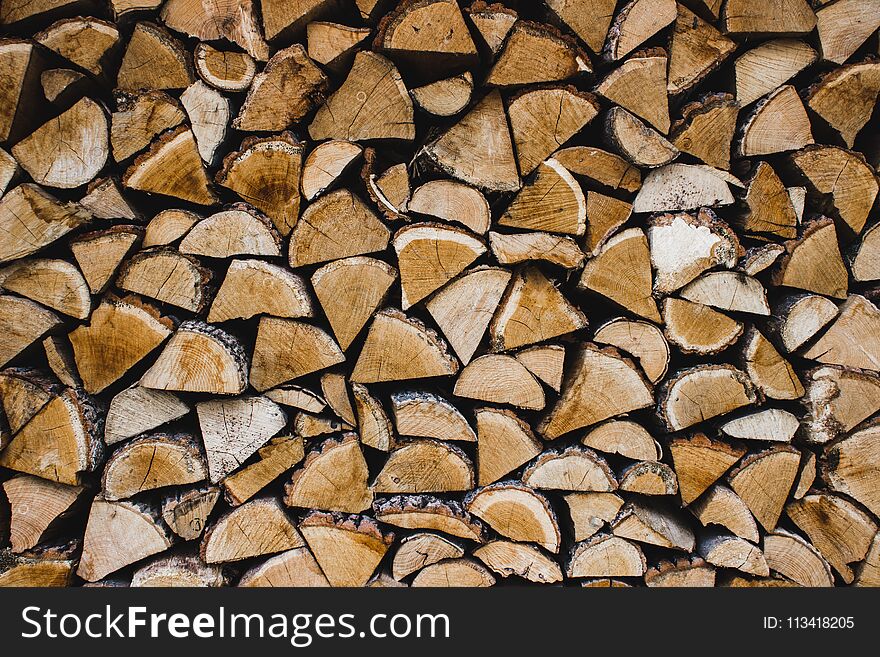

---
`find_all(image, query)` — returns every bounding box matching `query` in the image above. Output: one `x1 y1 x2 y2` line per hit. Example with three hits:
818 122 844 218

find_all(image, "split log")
238 547 329 587
391 391 474 444
764 528 834 587
104 385 188 445
583 191 632 255
465 2 516 55
3 476 84 553
373 440 473 494
366 160 410 218
0 295 62 368
0 40 48 143
142 210 199 248
667 6 735 97
301 140 362 202
117 22 194 91
499 159 585 235
774 295 839 354
728 446 801 531
180 80 229 165
78 179 139 221
208 259 313 323
658 365 758 431
567 534 645 578
260 0 344 43
486 21 589 87
299 512 393 587
250 317 344 391
679 272 770 315
320 372 356 427
161 486 220 540
411 557 495 587
742 328 804 400
801 366 880 445
194 43 256 92
553 146 641 193
803 295 880 371
42 336 78 388
411 72 473 117
180 206 281 258
821 423 880 517
264 386 327 415
102 433 206 500
611 500 694 551
352 383 393 451
308 21 371 74
132 554 226 587
662 298 743 356
490 232 585 270
618 461 679 496
0 543 78 587
634 166 734 214
514 345 565 392
741 162 798 239
734 38 817 106
475 407 542 487
593 319 668 384
42 67 89 108
223 436 304 506
852 223 880 282
160 0 269 61
596 48 669 133
201 497 303 564
689 485 760 543
454 354 545 411
815 0 880 65
0 258 89 320
373 495 486 543
522 446 616 492
465 483 561 553
409 180 490 234
670 435 745 505
645 558 716 587
565 492 624 542
581 420 660 461
806 61 880 149
285 434 372 513
719 409 799 443
111 91 185 163
699 532 769 576
737 86 814 157
603 0 677 61
116 250 211 313
35 17 119 77
670 94 739 170
722 0 816 35
545 0 616 54
474 540 562 583
604 107 679 168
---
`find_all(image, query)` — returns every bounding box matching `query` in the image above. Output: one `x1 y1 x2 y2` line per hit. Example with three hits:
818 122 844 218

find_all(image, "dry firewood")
719 408 799 443
491 266 586 351
474 407 541 487
474 540 562 583
102 433 206 500
581 420 660 461
742 328 804 400
667 6 735 97
289 189 390 267
390 391 474 445
3 475 84 553
352 309 459 383
0 368 58 439
161 486 220 540
486 21 589 87
309 50 411 141
604 0 677 61
299 511 393 587
250 318 344 392
0 258 89 320
605 107 679 168
68 296 172 394
197 396 286 484
238 547 329 587
634 165 734 214
645 557 716 587
373 495 486 542
180 81 229 166
264 386 326 414
679 272 770 315
597 48 668 133
111 91 186 163
215 133 303 236
208 259 313 323
740 161 798 239
350 383 391 450
581 191 631 255
79 178 139 221
669 94 738 171
420 90 520 192
35 17 119 77
565 492 624 542
740 243 786 277
194 43 256 92
78 499 172 581
514 345 565 392
141 320 248 394
12 97 108 190
312 257 396 351
39 66 89 107
791 146 878 236
541 344 653 440
734 38 816 107
411 72 473 117
670 435 745 505
301 139 362 202
593 319 668 384
104 385 188 445
284 434 372 513
764 528 834 587
545 0 616 54
567 533 646 578
722 0 816 35
0 148 18 196
489 232 584 270
319 371 354 426
822 422 880 517
728 445 801 532
116 250 211 313
802 366 880 445
612 500 694 551
294 412 348 439
737 85 814 157
787 492 877 583
465 2 516 54
698 532 769 576
579 228 660 323
117 22 194 91
260 0 343 42
805 61 880 149
498 159 586 236
180 206 281 258
223 436 304 506
856 534 880 587
0 542 78 587
522 446 616 492
409 180 490 234
43 335 79 388
373 439 473 494
70 227 141 294
234 44 327 132
659 365 758 431
201 497 303 564
553 146 641 193
466 482 561 553
366 160 411 218
618 461 679 496
690 484 759 543
161 0 268 61
662 298 742 356
307 21 371 74
0 295 61 367
815 0 880 65
132 554 226 587
852 223 880 282
454 354 545 410
0 40 48 144
792 451 816 499
803 295 880 371
410 557 494 587
123 126 217 206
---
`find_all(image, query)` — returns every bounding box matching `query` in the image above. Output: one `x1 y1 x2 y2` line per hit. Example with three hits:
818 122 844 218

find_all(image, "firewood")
264 385 326 414
411 72 473 117
116 250 211 313
289 189 390 267
822 422 880 517
792 450 816 500
719 408 799 443
132 554 226 587
659 365 758 431
492 266 586 351
740 243 786 277
670 434 745 505
635 165 734 215
78 499 172 581
579 228 660 323
35 17 119 77
0 148 18 196
597 49 669 133
581 192 631 255
0 541 79 587
737 85 814 157
238 547 329 587
581 420 660 461
567 533 645 578
294 412 348 439
301 140 362 202
668 6 735 97
141 320 248 394
43 335 79 388
180 206 281 258
208 259 313 323
593 320 666 384
161 486 220 540
201 497 303 564
791 146 878 236
390 391 474 446
454 354 545 410
367 160 411 218
117 22 194 91
373 439 473 494
0 258 89 319
662 298 743 356
0 40 48 144
104 385 189 445
160 0 268 61
465 482 561 552
802 366 880 445
728 446 801 532
223 436 305 506
373 495 486 542
565 492 624 542
742 328 804 401
618 461 679 496
474 407 541 487
522 446 616 492
474 540 562 583
510 346 563 393
0 368 59 434
111 91 186 163
411 557 495 587
698 531 769 576
852 223 880 282
316 372 354 427
79 178 139 222
815 0 880 65
612 500 694 551
409 180 490 234
69 296 173 394
261 0 343 42
645 557 716 587
0 295 61 367
806 61 880 149
764 528 834 587
856 534 880 587
194 43 256 92
740 161 798 239
540 344 653 439
307 21 371 75
420 90 520 192
299 511 393 587
465 2 516 55
234 45 327 132
180 81 229 166
734 38 816 107
679 272 770 315
545 0 616 54
498 160 585 236
349 383 390 450
3 475 84 553
553 146 641 193
605 107 679 168
669 95 738 171
102 433 207 500
803 295 880 371
603 0 677 61
352 309 459 383
489 232 585 270
689 484 759 543
486 21 589 87
284 434 372 513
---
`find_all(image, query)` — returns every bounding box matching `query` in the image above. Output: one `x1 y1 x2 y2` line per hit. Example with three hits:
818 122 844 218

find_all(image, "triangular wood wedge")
728 445 801 531
604 0 677 61
161 486 220 541
308 22 373 74
132 555 226 587
773 219 848 299
499 158 586 235
690 484 760 543
299 512 393 587
143 209 200 248
102 433 206 500
475 407 542 487
372 439 474 494
250 318 345 391
594 319 669 384
0 544 77 587
659 365 757 431
668 6 735 96
699 532 768 576
201 497 303 564
351 382 393 450
116 250 212 313
180 80 229 165
0 295 62 367
104 385 189 445
605 106 679 167
392 533 465 581
670 93 739 170
0 368 58 434
554 146 642 193
408 179 490 234
596 48 669 133
515 345 565 392
373 495 486 542
803 295 880 372
285 434 372 513
391 391 475 443
806 61 880 148
736 85 813 157
465 482 561 553
116 21 194 91
611 500 695 551
567 534 646 578
545 0 616 54
802 366 880 445
474 541 562 583
815 0 880 65
523 446 617 492
853 223 880 282
565 492 624 542
465 2 517 54
208 259 313 323
486 20 589 86
454 355 545 411
238 547 329 587
822 423 880 517
669 434 745 505
223 436 305 506
0 258 90 320
734 38 817 106
301 139 363 202
645 558 716 587
3 475 84 553
741 161 797 238
70 226 142 294
742 328 804 400
111 91 186 163
582 420 660 461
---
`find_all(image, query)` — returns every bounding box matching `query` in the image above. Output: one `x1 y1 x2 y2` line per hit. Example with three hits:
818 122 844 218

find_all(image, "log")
475 407 542 487
565 492 624 542
567 534 646 578
806 61 880 149
409 180 490 234
116 250 211 313
801 366 880 445
0 543 78 587
301 140 362 202
514 345 565 392
160 0 268 61
391 391 475 443
593 319 669 383
35 17 119 77
658 365 758 431
372 439 473 494
194 43 255 92
764 528 834 587
815 0 880 65
729 446 801 531
308 21 371 74
454 354 545 411
803 295 880 371
201 497 303 563
486 21 589 86
699 532 769 576
645 558 715 587
474 540 562 584
611 500 694 551
662 298 743 356
546 0 617 54
101 433 206 500
238 547 329 587
618 461 679 496
669 434 745 505
465 482 561 553
670 94 738 170
821 422 880 517
581 420 660 461
285 434 372 513
737 85 814 157
111 91 186 162
352 383 394 451
208 259 313 323
605 107 679 168
321 372 356 427
3 475 84 553
132 554 226 587
604 0 677 61
553 146 641 193
250 317 344 391
668 6 735 97
373 495 486 542
411 72 473 117
522 446 616 492
161 486 220 540
690 485 760 543
0 258 90 319
142 210 199 248
117 22 194 91
104 385 188 445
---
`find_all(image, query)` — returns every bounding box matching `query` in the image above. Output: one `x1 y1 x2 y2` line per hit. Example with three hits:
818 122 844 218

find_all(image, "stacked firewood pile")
0 0 879 588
